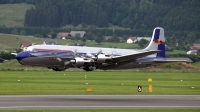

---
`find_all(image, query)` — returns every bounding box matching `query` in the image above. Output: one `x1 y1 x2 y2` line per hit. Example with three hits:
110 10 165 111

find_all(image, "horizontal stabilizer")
137 57 193 64
159 58 193 63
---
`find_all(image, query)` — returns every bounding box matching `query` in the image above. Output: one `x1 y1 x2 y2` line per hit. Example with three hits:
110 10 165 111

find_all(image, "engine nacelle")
95 54 112 63
70 57 93 67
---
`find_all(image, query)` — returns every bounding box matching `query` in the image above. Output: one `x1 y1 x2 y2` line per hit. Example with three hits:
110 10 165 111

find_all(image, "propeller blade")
92 50 102 69
64 61 70 66
56 58 62 62
93 49 102 61
73 49 77 58
97 49 102 56
71 49 78 71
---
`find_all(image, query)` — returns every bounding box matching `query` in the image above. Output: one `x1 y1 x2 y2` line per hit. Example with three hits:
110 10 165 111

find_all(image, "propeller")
93 49 102 60
55 52 72 66
70 49 77 63
70 49 79 71
52 52 62 62
85 49 102 60
70 49 103 71
89 49 102 70
96 49 102 57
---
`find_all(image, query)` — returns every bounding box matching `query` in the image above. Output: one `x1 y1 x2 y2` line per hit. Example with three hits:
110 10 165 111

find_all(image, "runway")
0 95 200 110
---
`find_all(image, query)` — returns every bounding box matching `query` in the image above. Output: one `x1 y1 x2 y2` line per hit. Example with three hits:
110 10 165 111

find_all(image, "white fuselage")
26 45 142 56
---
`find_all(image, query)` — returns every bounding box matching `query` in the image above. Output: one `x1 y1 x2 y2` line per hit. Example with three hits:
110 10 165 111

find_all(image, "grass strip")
0 71 199 95
0 109 200 112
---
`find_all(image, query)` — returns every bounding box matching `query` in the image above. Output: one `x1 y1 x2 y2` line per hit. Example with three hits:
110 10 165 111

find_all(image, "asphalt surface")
0 95 200 110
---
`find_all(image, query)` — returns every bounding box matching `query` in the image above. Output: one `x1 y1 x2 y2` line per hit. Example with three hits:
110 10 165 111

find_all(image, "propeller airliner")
15 27 192 71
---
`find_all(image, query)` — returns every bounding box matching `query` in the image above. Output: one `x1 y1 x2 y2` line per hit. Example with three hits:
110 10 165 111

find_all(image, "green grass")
0 59 23 67
0 109 199 112
0 4 34 27
193 61 200 67
1 59 199 72
0 71 199 95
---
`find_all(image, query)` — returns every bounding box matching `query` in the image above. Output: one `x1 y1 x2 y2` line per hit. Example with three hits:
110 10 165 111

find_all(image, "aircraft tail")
144 27 166 58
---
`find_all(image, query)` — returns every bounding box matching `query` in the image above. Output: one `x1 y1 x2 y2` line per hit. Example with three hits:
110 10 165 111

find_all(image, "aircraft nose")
16 52 30 60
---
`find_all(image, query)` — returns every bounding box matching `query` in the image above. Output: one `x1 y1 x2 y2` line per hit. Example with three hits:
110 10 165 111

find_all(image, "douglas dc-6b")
15 27 192 71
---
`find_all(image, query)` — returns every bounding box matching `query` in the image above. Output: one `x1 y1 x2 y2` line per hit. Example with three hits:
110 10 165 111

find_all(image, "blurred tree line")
1 0 198 31
21 0 200 32
0 0 199 30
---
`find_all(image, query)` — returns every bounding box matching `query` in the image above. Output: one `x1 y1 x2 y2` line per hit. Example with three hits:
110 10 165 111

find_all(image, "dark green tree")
20 30 26 35
81 37 87 43
75 33 81 40
95 37 102 45
51 32 57 39
23 0 200 31
187 32 196 44
109 34 120 43
137 39 149 49
95 33 104 44
197 49 200 55
86 32 95 40
11 29 18 35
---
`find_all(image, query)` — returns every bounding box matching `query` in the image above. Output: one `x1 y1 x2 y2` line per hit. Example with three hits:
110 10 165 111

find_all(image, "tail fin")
144 27 166 58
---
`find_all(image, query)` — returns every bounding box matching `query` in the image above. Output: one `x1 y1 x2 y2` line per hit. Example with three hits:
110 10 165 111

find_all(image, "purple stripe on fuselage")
34 48 72 52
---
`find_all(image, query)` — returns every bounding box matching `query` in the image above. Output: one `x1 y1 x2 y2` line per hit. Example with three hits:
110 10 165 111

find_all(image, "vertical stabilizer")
144 27 166 58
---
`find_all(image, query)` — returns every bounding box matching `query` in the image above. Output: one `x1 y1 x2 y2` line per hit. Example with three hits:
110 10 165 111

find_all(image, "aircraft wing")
100 50 160 69
111 50 160 63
